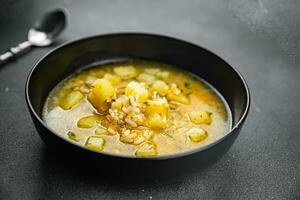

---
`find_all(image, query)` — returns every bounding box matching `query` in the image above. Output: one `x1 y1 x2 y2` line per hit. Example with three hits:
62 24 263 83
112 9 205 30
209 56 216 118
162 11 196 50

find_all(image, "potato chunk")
103 73 121 86
135 142 157 156
113 66 137 79
85 136 105 151
144 68 160 75
147 113 167 129
166 91 190 105
137 73 156 85
146 98 169 117
88 78 115 111
111 96 129 110
156 71 170 80
89 78 115 102
125 81 149 103
59 90 84 110
187 127 208 142
188 111 212 125
77 115 103 128
152 80 169 96
85 76 98 85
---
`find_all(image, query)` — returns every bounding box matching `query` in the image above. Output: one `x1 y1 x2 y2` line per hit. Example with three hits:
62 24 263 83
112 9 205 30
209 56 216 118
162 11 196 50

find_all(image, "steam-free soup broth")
43 60 231 157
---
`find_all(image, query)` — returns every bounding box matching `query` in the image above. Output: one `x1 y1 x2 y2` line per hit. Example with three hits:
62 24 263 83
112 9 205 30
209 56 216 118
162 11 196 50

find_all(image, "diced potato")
144 68 160 75
85 76 98 85
125 81 149 103
66 77 85 88
113 66 137 79
152 80 169 96
59 90 84 110
135 142 157 156
187 127 208 142
133 135 146 145
90 69 106 78
57 88 71 100
89 78 115 102
166 90 190 105
137 73 156 85
111 98 123 110
67 131 80 142
188 111 212 125
146 98 169 116
156 71 170 80
88 78 115 111
77 115 103 128
85 136 106 151
103 73 121 86
111 96 129 110
147 113 167 129
95 127 107 135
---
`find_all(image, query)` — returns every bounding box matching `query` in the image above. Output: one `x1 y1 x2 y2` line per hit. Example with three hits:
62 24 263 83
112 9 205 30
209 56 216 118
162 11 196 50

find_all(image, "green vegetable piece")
67 131 80 142
95 127 107 135
85 136 106 151
59 90 84 110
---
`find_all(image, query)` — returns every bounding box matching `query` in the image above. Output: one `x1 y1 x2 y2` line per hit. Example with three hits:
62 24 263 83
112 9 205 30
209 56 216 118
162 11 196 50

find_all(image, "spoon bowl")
0 8 68 65
29 8 68 46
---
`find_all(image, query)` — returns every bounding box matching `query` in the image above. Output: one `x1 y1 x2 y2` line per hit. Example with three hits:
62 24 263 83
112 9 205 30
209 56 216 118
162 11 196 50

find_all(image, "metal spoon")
0 8 68 66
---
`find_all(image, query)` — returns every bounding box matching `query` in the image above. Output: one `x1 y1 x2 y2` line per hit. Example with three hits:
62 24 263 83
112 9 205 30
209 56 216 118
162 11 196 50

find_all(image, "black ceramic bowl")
25 33 250 163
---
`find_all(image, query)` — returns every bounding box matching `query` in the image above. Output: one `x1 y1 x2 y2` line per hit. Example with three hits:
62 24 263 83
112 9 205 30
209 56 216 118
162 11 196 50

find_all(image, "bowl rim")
25 32 250 160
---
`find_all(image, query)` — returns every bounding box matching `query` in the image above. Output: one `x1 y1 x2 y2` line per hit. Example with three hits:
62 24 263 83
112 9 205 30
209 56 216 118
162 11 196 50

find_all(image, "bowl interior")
26 33 249 152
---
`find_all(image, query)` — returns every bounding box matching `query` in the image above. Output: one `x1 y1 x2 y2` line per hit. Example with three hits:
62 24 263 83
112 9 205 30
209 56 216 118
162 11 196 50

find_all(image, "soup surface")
43 60 231 157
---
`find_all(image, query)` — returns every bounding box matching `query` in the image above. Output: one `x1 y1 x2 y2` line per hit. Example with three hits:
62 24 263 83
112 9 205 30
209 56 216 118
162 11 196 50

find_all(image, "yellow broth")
43 60 231 157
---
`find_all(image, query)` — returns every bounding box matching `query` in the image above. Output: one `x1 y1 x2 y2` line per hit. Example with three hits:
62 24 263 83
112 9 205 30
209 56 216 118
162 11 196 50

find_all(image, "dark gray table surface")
0 0 299 199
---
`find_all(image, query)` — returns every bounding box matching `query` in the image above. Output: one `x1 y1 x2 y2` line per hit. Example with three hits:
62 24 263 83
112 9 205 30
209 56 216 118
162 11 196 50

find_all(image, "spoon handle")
0 41 32 66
